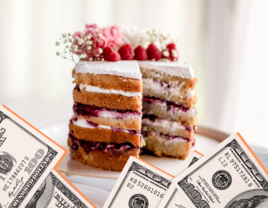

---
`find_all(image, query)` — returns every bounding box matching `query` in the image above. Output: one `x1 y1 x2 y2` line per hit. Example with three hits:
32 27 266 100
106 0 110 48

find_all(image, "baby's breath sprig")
55 33 78 62
146 29 177 51
56 29 104 63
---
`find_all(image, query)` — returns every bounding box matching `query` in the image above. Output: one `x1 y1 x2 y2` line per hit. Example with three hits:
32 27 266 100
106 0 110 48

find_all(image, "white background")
0 0 268 148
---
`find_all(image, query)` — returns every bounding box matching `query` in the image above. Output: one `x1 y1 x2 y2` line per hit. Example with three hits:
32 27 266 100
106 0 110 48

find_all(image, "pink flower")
100 24 123 48
110 24 124 47
85 23 98 30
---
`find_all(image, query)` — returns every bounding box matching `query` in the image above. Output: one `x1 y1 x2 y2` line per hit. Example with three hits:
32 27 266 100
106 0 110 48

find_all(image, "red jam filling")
73 102 141 119
69 133 138 153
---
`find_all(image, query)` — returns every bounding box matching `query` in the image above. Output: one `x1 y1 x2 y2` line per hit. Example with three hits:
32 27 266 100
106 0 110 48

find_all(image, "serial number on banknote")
219 151 254 187
126 177 165 198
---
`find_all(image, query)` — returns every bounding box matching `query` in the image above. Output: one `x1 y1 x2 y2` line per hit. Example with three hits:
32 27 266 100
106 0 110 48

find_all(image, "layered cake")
121 27 198 159
56 24 198 171
139 61 197 159
69 61 143 171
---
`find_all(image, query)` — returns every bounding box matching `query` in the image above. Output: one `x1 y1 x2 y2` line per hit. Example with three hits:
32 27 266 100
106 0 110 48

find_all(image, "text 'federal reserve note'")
103 156 174 208
172 133 268 208
0 106 66 208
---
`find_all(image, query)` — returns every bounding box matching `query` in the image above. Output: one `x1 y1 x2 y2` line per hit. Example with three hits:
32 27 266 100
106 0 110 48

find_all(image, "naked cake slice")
139 61 198 159
68 60 143 171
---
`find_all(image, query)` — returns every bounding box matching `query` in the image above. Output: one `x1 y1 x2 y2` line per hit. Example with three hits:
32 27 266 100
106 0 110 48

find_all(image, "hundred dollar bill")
25 169 96 208
103 156 174 208
0 106 66 208
158 150 203 208
172 133 268 208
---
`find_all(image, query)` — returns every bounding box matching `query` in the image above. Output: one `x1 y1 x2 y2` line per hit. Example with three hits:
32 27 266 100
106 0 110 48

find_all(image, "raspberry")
103 46 121 61
146 43 162 61
134 46 148 60
118 44 135 60
166 43 176 50
164 43 179 61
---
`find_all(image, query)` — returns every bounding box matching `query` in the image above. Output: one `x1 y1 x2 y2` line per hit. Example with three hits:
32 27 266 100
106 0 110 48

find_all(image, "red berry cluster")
102 47 121 61
101 43 178 62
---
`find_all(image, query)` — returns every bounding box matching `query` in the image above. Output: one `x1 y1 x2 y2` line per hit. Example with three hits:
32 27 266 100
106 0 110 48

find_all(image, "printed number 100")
24 149 45 174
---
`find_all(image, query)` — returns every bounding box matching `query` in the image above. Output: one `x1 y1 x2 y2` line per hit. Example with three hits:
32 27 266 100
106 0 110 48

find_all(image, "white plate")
73 183 109 208
40 121 225 179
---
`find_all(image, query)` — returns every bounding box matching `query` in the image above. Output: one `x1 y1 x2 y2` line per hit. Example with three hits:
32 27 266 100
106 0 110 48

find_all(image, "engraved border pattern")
50 172 89 208
0 111 59 208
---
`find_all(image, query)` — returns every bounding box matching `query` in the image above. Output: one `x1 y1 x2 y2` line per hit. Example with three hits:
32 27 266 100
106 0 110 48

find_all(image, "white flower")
87 46 92 50
98 48 103 54
62 33 67 38
69 48 73 52
89 57 93 61
55 41 60 46
68 33 71 36
85 34 92 40
77 38 83 45
98 34 102 38
74 48 78 52
56 51 60 56
64 39 68 44
95 29 99 33
86 40 93 45
73 45 78 49
81 54 87 59
69 38 73 42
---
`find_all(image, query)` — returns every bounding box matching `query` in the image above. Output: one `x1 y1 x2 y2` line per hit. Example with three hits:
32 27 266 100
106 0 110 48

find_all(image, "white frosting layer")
73 118 110 129
142 118 185 131
138 61 195 80
75 60 142 80
142 78 195 99
79 84 142 97
73 118 140 134
144 133 187 144
170 106 197 118
98 111 141 119
143 98 197 119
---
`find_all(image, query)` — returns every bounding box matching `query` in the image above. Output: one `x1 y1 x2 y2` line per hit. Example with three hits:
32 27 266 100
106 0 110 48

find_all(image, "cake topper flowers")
55 24 123 63
56 24 179 62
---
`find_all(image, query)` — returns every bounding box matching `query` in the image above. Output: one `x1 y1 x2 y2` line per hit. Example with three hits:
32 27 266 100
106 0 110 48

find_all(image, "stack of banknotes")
0 106 96 208
104 133 268 207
